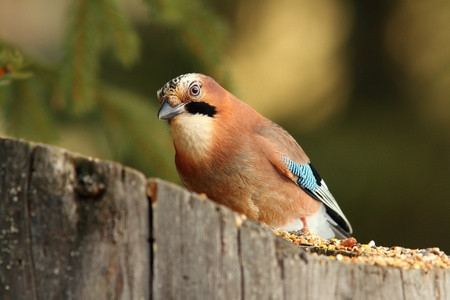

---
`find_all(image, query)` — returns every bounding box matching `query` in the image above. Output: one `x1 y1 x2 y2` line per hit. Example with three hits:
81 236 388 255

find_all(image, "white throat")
170 113 214 159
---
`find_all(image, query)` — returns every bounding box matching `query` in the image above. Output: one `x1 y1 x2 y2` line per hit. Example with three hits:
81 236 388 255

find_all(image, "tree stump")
1 137 449 300
0 138 149 300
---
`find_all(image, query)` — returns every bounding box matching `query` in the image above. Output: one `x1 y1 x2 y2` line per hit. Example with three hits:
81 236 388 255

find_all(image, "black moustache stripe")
186 101 217 117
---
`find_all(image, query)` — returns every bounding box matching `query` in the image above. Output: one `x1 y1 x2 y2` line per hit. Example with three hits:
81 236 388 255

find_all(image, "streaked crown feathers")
157 73 202 105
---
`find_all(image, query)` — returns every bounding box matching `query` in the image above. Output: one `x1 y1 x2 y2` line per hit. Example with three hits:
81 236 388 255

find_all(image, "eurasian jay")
157 73 352 239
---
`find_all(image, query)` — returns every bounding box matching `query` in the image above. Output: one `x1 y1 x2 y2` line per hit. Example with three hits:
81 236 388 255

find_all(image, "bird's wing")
255 121 353 235
280 156 352 235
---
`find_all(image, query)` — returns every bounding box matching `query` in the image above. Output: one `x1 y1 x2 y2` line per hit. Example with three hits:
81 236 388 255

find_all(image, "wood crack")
25 145 38 300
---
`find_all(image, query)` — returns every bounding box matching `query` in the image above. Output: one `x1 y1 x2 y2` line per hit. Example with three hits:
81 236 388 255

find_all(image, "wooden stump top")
1 137 449 300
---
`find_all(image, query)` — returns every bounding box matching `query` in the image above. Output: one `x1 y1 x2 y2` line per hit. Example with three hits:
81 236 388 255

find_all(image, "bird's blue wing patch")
281 155 353 234
281 155 320 191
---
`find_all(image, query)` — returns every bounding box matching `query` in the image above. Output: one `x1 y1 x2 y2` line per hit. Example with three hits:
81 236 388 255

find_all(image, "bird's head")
156 73 259 160
157 73 221 121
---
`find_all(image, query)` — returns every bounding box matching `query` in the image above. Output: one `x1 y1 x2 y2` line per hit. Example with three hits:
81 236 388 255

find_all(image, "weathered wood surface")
150 178 450 300
0 138 149 300
1 137 450 300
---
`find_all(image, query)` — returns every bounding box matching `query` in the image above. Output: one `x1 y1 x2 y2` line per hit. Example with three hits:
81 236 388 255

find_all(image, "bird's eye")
189 84 201 97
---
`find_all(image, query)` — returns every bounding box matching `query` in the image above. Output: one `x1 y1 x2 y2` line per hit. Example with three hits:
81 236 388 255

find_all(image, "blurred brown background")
0 0 449 251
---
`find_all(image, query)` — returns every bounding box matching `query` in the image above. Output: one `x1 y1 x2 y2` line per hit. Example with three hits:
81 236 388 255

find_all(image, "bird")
157 73 352 239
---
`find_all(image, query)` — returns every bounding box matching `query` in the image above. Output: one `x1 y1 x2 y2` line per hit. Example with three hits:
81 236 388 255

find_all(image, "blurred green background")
1 0 449 252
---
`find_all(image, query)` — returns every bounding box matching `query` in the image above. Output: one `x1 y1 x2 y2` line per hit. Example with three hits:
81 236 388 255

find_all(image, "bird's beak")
158 102 187 120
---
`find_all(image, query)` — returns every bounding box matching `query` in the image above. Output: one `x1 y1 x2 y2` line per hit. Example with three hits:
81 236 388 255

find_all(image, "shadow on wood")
1 137 449 300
